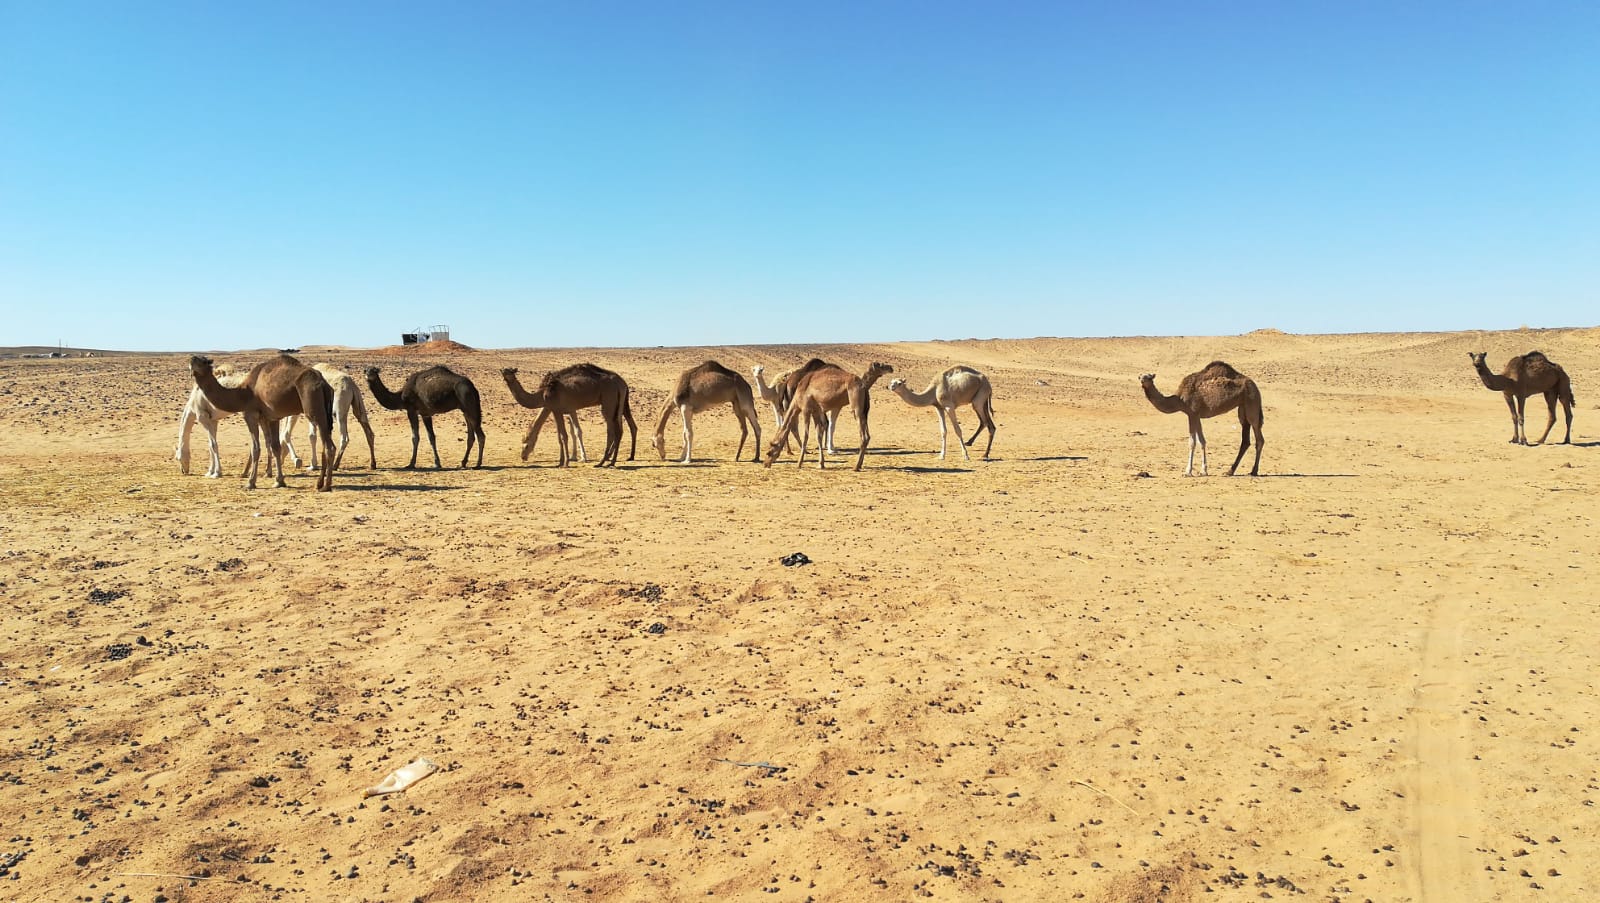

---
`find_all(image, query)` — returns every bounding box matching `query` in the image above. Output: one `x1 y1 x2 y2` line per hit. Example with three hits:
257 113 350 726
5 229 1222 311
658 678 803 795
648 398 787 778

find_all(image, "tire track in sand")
1406 589 1481 901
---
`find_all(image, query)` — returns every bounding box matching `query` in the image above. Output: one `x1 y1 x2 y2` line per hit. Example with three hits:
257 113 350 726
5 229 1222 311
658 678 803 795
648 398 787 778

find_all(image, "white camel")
175 366 274 478
886 365 998 460
279 363 378 470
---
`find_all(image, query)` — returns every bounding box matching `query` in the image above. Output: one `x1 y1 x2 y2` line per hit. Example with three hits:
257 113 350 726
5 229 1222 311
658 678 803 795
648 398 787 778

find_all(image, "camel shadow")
1019 455 1088 462
1254 473 1357 479
894 465 975 474
336 483 462 492
865 448 925 456
1569 441 1600 448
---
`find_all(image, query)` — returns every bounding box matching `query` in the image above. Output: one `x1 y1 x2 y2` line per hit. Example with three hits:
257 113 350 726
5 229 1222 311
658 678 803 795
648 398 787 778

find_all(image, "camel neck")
1141 381 1186 414
366 373 406 410
1472 361 1510 391
193 366 254 413
894 383 937 406
502 372 545 408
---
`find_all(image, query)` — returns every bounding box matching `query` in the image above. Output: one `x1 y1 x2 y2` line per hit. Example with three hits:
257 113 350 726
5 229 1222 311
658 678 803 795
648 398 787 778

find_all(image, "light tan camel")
751 365 787 429
189 354 336 491
763 362 894 471
502 365 637 467
280 364 377 471
1139 362 1264 476
1469 351 1574 445
886 365 998 460
653 360 762 463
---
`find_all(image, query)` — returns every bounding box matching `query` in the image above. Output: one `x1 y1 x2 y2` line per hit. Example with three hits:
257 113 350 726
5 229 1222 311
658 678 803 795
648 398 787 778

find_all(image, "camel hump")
1522 350 1549 363
1201 361 1242 378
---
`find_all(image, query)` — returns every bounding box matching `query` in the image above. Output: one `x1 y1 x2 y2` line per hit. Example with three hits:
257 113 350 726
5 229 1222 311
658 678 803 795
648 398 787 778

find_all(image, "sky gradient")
3 1 1596 351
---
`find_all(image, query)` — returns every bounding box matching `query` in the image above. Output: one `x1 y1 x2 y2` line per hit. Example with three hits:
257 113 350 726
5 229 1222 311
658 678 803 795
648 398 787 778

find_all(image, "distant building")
401 324 452 345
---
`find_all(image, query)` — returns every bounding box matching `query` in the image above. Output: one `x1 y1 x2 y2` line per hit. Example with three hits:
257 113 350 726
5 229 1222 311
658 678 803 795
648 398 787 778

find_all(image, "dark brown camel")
651 360 762 463
764 362 894 471
502 365 637 467
1139 362 1264 476
1469 351 1574 445
188 354 336 491
364 366 486 469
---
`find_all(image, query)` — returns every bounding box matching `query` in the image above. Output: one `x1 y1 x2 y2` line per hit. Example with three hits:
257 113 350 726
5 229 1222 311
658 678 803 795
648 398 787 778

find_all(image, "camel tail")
623 387 638 460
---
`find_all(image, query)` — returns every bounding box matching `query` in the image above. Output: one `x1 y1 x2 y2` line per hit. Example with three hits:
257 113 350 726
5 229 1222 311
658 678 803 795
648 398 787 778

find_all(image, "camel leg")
967 395 997 459
405 411 421 468
331 400 351 469
422 416 443 469
947 407 971 462
176 407 197 475
470 417 485 468
523 409 551 462
731 402 749 463
204 418 223 478
854 408 870 472
1560 390 1574 444
1185 415 1207 476
279 415 303 469
747 403 761 463
680 404 694 463
824 411 838 454
1532 390 1558 446
260 417 288 488
601 399 623 467
554 413 571 467
242 413 262 489
796 412 812 469
1228 412 1253 476
1503 392 1522 444
568 414 587 463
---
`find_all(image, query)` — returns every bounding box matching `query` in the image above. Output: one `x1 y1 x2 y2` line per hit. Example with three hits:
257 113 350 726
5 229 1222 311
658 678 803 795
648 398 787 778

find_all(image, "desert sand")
1 327 1596 902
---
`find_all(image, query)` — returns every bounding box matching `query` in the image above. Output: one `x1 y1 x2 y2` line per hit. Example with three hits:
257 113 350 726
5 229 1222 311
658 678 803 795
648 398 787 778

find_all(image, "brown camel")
364 366 486 469
886 365 998 460
763 362 894 471
652 360 762 463
502 365 637 467
1139 362 1264 476
1469 351 1574 445
188 354 336 491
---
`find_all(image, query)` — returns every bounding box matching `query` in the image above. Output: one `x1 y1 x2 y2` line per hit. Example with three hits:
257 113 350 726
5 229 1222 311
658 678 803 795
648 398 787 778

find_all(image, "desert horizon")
3 325 1597 902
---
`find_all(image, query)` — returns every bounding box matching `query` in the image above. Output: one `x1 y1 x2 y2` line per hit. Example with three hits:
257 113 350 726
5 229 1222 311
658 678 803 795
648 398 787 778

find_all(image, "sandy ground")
1 327 1597 903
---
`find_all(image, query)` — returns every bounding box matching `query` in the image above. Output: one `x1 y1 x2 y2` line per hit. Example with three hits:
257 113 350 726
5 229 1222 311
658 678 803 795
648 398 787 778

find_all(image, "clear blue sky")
2 1 1595 351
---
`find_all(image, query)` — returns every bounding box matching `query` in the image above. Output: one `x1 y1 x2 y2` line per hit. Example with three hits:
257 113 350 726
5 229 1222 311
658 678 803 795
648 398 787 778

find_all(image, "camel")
754 359 846 454
175 364 253 478
189 354 337 491
279 364 377 471
364 366 486 469
1469 351 1574 445
502 365 637 467
1139 362 1264 476
652 360 762 463
764 362 894 471
886 365 998 460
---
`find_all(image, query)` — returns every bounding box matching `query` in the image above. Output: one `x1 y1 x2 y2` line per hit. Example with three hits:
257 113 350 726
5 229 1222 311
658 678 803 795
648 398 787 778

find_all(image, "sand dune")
1 327 1595 901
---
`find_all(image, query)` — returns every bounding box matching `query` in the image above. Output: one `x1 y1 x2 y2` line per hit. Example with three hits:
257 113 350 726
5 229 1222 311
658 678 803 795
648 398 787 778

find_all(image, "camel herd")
177 349 1577 490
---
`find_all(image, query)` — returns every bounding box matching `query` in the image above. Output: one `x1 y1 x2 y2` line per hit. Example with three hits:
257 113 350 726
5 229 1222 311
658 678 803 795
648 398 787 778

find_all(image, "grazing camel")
652 360 762 463
502 365 637 467
755 358 846 454
764 362 894 471
364 366 486 469
1139 362 1264 476
280 364 377 471
189 355 336 491
175 365 252 478
1469 351 1574 445
886 365 998 460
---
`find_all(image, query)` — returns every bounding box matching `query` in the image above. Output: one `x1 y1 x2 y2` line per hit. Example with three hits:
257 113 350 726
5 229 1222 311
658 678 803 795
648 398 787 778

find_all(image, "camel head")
188 354 213 375
1467 352 1487 368
866 362 894 379
1138 373 1156 385
752 364 764 376
650 431 666 460
886 378 906 391
363 365 381 379
501 367 518 377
